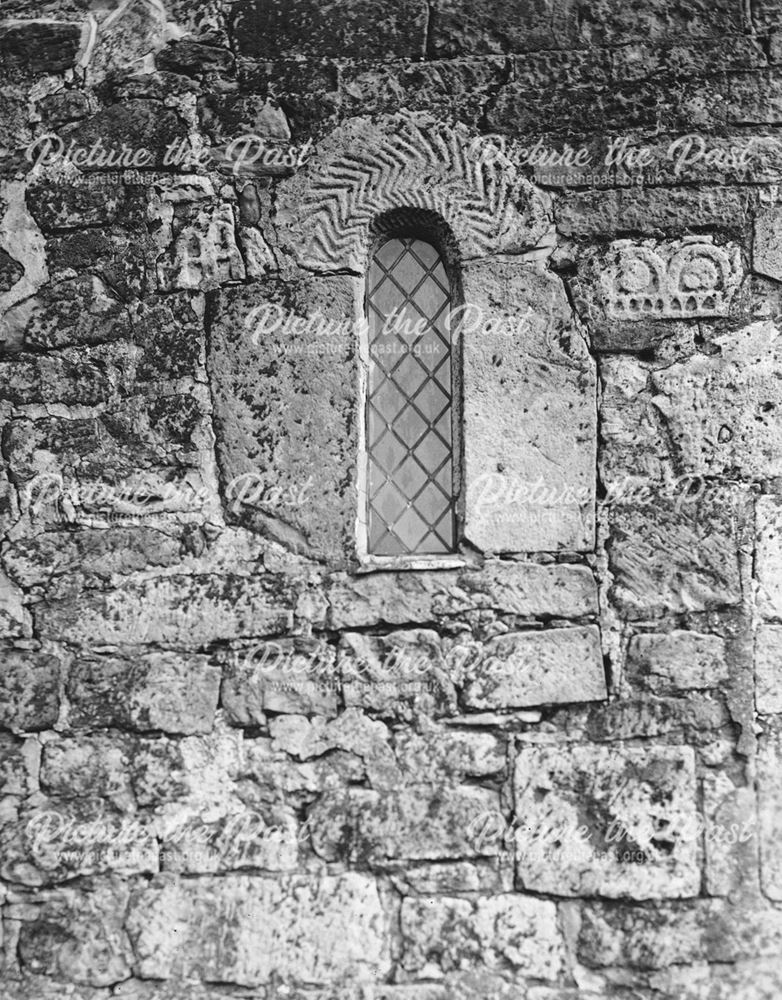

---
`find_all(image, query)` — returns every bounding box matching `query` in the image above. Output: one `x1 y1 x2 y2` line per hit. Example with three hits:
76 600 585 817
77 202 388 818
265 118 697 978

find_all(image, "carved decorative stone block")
601 237 742 319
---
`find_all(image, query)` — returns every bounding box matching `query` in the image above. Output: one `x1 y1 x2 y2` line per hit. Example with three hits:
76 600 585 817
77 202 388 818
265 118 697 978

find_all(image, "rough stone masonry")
1 0 782 998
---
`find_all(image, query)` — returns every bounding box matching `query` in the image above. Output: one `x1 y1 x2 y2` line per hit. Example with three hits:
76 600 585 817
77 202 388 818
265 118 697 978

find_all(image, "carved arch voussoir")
274 114 555 272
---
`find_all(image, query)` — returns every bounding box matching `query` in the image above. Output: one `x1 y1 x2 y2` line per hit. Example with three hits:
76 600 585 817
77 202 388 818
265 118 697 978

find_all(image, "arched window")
365 236 457 556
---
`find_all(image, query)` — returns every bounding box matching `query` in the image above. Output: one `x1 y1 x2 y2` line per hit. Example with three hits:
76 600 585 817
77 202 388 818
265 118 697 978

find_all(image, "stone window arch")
236 113 598 566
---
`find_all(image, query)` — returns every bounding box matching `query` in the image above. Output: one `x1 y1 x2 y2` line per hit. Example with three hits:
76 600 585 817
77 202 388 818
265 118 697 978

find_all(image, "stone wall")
1 0 781 997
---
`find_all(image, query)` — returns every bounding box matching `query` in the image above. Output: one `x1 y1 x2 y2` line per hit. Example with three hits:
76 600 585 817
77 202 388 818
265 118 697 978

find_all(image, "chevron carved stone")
275 114 554 271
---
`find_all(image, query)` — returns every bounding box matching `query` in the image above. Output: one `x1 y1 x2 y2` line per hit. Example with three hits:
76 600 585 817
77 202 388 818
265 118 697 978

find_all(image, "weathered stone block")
0 647 59 732
222 638 339 723
462 626 606 709
0 20 81 77
127 873 390 986
400 894 564 980
59 102 186 172
754 206 782 281
430 0 740 56
584 693 730 744
390 860 513 896
40 736 133 805
6 400 207 503
0 734 38 796
4 527 183 589
6 275 131 354
461 260 596 553
338 629 457 719
16 879 133 986
327 561 598 628
339 59 507 127
647 321 782 480
577 899 782 968
556 187 748 241
231 0 428 59
703 772 758 896
758 721 782 899
208 276 357 566
756 625 782 713
393 726 505 782
729 71 782 124
67 651 221 734
156 203 245 291
38 575 293 648
651 958 782 1000
513 743 699 898
2 799 159 885
626 631 729 693
607 488 747 619
309 784 502 863
756 495 782 619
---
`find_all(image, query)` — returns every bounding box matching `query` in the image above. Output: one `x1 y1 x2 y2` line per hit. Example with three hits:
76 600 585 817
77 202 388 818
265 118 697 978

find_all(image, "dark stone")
0 647 60 732
231 0 428 60
0 20 81 78
156 40 235 77
0 247 23 292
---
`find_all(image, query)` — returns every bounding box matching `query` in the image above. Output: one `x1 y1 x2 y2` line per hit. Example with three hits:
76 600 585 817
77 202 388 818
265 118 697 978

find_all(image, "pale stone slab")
608 488 747 618
400 894 564 980
578 898 782 967
513 743 699 898
128 873 390 987
462 625 606 709
626 630 729 693
16 880 133 987
68 651 221 734
338 629 457 719
38 575 293 647
461 260 596 553
649 321 782 479
754 206 782 281
222 638 339 722
308 784 502 863
756 496 782 619
756 625 782 713
328 560 598 628
758 723 782 900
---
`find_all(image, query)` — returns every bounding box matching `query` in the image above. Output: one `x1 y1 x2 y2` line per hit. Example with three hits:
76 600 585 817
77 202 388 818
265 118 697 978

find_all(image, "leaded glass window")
365 236 456 556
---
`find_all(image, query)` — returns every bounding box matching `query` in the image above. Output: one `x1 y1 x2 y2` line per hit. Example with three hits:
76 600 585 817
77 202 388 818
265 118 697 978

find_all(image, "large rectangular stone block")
38 575 293 647
461 261 596 553
308 785 502 863
0 647 60 732
67 651 221 734
756 496 782 619
400 894 564 980
462 625 606 709
607 488 747 618
626 631 729 693
15 880 133 987
327 560 598 628
758 722 782 900
756 625 782 713
127 873 390 987
513 743 699 898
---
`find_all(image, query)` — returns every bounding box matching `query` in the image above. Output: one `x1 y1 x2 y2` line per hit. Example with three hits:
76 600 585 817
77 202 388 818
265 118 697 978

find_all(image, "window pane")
366 237 455 555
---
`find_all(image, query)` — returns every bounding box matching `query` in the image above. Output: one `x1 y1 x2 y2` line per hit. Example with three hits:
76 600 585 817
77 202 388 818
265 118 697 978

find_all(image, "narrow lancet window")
365 236 456 556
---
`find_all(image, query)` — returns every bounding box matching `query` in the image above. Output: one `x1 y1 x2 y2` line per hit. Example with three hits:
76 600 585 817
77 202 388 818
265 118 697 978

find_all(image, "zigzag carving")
277 115 551 270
